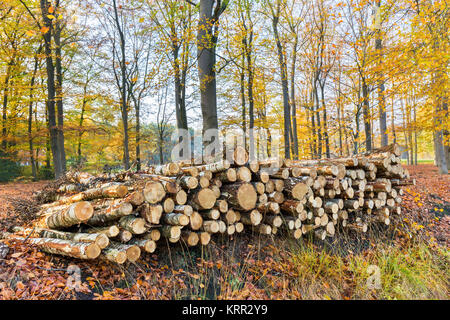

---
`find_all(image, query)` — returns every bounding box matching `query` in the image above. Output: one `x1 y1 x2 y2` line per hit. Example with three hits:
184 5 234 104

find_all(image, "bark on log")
119 216 147 234
1 234 101 260
46 201 94 229
87 202 133 226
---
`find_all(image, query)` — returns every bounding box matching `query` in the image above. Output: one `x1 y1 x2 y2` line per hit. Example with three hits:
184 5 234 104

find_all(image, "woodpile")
1 144 414 264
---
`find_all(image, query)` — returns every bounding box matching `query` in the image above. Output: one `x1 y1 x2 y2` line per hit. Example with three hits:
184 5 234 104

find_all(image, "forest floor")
0 165 448 300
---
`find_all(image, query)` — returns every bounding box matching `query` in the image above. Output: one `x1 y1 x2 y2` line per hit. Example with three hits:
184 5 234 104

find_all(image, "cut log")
272 179 285 192
48 184 129 207
270 168 289 179
38 229 109 249
232 146 249 166
87 201 133 226
3 235 101 260
124 191 145 207
218 220 227 233
258 193 268 205
143 181 166 204
116 229 132 243
198 232 211 245
200 209 220 220
236 166 252 182
344 200 359 210
86 225 120 238
268 191 284 204
101 247 127 264
46 201 94 229
141 229 161 242
196 160 230 173
216 168 237 182
265 180 275 193
161 226 182 239
199 176 210 188
162 213 190 226
224 209 238 224
181 230 199 246
171 190 187 205
227 224 236 235
215 200 228 213
129 239 156 253
178 176 199 190
191 188 217 210
119 216 147 234
314 229 327 240
189 211 203 230
240 209 262 226
108 242 141 262
221 183 257 211
201 220 220 233
235 222 244 233
323 201 339 214
256 224 272 235
211 185 221 198
280 200 303 215
158 198 173 214
255 170 270 183
247 160 260 173
138 203 163 224
284 178 309 200
264 215 282 227
252 182 265 195
154 162 180 176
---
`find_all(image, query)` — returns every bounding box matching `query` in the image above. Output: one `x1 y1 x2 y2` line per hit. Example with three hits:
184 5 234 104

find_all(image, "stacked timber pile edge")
0 144 415 264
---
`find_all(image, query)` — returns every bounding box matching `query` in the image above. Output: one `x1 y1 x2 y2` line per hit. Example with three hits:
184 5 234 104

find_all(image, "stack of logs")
0 144 414 264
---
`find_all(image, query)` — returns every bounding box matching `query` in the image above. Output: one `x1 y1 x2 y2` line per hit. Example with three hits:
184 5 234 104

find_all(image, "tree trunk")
362 80 372 152
54 19 66 173
243 28 255 160
271 12 291 159
1 61 12 152
113 0 129 170
375 0 388 147
321 83 330 158
40 0 63 178
290 33 299 159
240 53 246 147
197 0 221 155
28 46 41 179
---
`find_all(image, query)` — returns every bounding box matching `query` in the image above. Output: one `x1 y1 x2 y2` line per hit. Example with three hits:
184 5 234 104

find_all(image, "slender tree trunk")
271 14 291 159
337 69 343 156
375 0 388 147
320 83 330 158
391 95 396 144
40 0 62 178
313 82 322 158
197 0 220 155
290 34 299 159
113 0 129 170
309 87 317 158
135 100 141 171
1 63 11 152
28 46 41 179
413 104 418 165
354 105 361 155
362 80 372 152
78 82 88 164
244 34 255 160
240 53 246 148
54 19 66 173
